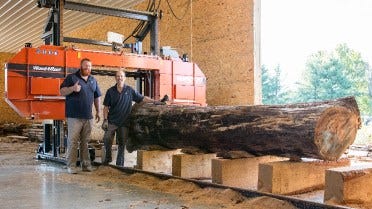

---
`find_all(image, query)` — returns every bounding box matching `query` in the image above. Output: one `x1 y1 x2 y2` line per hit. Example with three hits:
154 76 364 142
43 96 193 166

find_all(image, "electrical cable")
155 0 162 11
165 0 190 21
123 0 159 44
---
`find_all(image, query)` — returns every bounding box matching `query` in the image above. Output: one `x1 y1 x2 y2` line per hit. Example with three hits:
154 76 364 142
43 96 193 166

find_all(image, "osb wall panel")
0 52 28 124
67 0 255 106
157 0 192 57
192 0 254 105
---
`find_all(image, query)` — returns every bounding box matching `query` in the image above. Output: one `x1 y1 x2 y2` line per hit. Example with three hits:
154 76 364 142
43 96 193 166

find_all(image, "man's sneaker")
82 165 94 172
67 167 79 174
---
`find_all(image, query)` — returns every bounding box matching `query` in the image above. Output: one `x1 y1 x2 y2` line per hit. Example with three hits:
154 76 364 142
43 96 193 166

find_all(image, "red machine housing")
5 45 207 120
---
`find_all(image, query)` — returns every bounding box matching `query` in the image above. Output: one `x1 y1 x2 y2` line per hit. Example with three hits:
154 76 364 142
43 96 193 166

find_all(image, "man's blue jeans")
102 123 127 166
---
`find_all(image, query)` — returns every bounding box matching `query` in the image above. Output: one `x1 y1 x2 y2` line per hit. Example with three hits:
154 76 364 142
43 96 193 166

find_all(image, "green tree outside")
261 65 290 104
295 44 371 114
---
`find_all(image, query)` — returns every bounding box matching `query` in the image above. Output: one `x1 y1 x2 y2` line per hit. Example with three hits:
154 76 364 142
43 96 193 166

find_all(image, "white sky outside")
261 0 372 89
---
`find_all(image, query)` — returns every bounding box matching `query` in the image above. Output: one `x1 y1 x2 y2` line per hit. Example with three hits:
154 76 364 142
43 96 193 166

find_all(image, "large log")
127 97 361 161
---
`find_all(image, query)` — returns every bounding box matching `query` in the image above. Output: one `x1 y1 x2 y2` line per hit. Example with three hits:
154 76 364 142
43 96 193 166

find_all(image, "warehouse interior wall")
254 0 262 105
192 0 255 105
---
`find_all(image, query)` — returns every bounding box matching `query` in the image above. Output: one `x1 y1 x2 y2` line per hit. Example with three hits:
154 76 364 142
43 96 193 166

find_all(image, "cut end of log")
315 106 360 161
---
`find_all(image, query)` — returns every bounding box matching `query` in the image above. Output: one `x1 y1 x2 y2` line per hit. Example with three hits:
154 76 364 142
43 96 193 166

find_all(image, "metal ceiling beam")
64 1 155 21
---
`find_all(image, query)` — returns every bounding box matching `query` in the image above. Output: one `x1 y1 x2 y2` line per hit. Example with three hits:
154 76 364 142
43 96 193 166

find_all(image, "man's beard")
81 69 90 76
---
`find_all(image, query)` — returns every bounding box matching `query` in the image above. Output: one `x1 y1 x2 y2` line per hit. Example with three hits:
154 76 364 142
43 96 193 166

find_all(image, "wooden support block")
212 156 285 189
172 153 217 178
137 149 182 174
324 164 372 205
258 159 350 195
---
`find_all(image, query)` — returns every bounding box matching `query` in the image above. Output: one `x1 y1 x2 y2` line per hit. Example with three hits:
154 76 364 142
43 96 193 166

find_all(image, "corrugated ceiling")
0 0 145 53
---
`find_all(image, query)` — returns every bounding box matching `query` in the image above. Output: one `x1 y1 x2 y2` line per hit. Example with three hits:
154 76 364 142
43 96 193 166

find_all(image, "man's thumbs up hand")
72 81 81 92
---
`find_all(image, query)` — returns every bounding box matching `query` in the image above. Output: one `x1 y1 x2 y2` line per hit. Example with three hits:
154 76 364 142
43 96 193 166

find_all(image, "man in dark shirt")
60 58 101 174
101 70 156 166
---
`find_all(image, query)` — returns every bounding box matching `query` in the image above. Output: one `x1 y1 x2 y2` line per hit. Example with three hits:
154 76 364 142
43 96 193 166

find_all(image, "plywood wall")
192 0 254 105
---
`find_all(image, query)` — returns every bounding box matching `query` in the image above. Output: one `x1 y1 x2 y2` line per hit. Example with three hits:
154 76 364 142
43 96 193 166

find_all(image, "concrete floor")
0 162 207 209
1 140 370 209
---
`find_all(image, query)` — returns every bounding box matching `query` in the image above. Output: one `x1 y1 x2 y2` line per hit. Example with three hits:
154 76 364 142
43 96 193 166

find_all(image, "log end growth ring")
315 106 360 161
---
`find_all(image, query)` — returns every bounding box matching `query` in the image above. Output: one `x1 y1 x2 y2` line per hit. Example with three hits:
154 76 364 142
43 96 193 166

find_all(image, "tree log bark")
127 97 361 161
